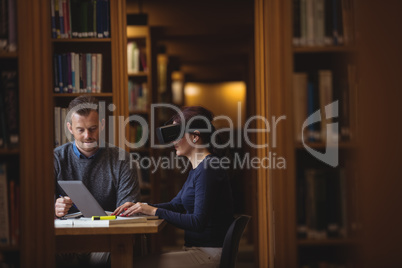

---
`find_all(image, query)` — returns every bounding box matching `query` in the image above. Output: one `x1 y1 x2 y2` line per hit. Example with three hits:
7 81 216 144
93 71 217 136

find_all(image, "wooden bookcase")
0 20 21 268
255 0 358 267
291 1 358 266
124 25 154 202
50 0 121 147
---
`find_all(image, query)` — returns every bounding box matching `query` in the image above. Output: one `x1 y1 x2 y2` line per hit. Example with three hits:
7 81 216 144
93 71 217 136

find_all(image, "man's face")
67 110 104 157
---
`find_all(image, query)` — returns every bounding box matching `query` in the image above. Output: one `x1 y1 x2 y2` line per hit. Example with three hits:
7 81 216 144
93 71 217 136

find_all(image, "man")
54 95 141 267
54 95 140 216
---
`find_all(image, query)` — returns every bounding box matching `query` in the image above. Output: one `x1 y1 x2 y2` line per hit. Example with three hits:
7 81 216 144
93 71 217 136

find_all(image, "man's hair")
67 95 100 122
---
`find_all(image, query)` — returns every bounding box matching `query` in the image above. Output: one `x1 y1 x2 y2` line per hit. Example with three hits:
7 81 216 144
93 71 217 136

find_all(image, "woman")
113 106 234 268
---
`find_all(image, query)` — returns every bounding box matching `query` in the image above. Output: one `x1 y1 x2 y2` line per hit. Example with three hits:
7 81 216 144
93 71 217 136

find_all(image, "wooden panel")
255 0 298 267
254 0 272 267
110 0 128 146
354 0 402 267
18 0 54 267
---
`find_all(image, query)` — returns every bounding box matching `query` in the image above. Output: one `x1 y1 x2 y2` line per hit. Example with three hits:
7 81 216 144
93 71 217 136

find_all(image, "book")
80 0 89 38
296 173 307 238
67 53 72 92
58 0 65 38
127 42 140 73
318 70 335 142
91 53 96 93
54 107 61 147
0 75 6 147
332 0 344 45
314 0 325 46
293 0 301 46
96 53 102 92
71 52 75 92
87 0 94 38
60 107 68 145
139 48 148 72
324 0 334 45
62 0 69 38
0 0 7 50
299 0 307 46
53 54 60 92
54 216 148 228
86 53 91 93
74 53 80 93
341 0 354 45
96 0 103 38
307 75 320 142
0 164 10 245
1 71 19 147
306 0 315 46
7 0 17 52
293 72 308 142
302 168 347 239
57 54 63 92
103 0 110 37
70 0 80 38
8 179 18 245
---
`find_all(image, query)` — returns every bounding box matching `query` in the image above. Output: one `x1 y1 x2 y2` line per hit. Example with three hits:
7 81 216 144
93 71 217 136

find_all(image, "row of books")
0 0 17 52
53 53 103 93
293 0 354 46
0 163 19 246
54 106 72 148
297 168 347 240
129 124 144 146
128 81 149 112
292 66 355 143
127 42 148 73
0 71 19 148
51 0 110 39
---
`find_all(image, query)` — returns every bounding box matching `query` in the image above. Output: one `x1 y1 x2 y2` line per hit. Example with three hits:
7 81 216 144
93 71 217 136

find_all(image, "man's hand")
120 202 157 217
112 201 135 216
55 196 73 217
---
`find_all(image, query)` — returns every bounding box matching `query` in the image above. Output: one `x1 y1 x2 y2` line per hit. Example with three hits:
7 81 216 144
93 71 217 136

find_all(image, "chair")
220 215 251 268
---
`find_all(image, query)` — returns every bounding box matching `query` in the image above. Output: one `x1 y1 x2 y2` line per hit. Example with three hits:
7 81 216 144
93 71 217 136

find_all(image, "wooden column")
254 0 297 267
110 0 128 147
18 0 54 267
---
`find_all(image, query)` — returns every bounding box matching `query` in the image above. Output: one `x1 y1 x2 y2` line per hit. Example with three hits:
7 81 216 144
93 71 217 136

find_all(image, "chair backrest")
220 215 251 268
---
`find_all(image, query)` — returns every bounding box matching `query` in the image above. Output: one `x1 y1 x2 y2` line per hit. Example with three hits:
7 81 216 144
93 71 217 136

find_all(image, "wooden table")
55 219 166 268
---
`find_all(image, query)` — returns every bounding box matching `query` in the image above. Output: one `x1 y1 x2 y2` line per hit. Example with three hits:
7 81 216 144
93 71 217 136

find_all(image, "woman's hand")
121 202 157 217
112 201 135 216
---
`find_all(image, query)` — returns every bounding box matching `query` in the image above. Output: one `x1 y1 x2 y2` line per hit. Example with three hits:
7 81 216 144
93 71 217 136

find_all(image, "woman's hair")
171 106 225 156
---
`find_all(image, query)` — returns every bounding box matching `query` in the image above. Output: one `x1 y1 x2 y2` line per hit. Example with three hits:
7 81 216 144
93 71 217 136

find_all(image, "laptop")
58 180 158 219
58 181 108 217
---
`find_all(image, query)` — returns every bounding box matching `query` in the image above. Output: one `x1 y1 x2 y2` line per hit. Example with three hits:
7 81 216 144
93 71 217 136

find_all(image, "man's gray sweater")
54 142 140 213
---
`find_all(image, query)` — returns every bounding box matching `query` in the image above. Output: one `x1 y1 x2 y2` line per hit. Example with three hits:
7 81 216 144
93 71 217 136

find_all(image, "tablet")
58 180 108 217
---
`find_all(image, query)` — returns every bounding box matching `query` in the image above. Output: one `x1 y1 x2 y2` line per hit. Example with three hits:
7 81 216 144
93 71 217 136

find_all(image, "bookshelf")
0 1 20 266
291 0 358 267
124 25 154 202
255 0 358 267
50 0 129 150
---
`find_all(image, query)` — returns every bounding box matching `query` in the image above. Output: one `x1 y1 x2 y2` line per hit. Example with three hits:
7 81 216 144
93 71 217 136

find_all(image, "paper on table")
55 216 147 228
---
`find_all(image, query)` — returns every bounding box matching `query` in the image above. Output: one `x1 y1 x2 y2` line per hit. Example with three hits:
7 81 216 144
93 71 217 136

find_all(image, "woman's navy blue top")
154 155 234 247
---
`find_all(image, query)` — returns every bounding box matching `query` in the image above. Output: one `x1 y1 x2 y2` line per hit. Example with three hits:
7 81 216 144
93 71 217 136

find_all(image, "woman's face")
173 133 194 157
172 121 194 157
